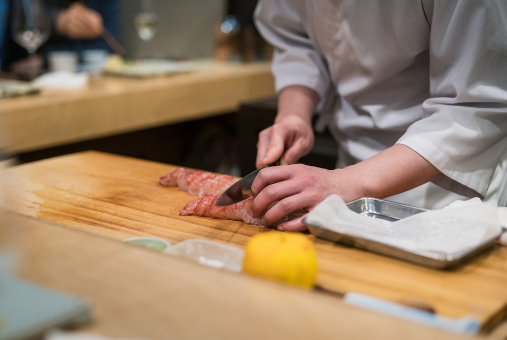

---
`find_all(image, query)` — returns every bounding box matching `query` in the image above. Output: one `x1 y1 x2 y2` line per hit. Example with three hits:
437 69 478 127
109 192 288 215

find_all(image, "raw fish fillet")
180 196 299 227
159 167 238 197
180 196 262 225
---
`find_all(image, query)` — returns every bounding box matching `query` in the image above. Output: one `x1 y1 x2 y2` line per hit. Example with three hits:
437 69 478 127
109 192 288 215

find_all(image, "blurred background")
1 0 268 76
0 0 337 177
122 0 224 60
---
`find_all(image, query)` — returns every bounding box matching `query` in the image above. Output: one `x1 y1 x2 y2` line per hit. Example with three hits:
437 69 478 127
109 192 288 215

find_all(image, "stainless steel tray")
305 198 498 269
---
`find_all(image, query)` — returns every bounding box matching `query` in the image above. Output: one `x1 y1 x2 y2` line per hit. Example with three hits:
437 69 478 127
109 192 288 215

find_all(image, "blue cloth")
0 0 9 63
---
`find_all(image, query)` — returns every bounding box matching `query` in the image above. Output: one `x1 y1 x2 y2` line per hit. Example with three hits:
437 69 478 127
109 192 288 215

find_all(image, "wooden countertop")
0 61 275 154
0 210 469 340
1 151 507 334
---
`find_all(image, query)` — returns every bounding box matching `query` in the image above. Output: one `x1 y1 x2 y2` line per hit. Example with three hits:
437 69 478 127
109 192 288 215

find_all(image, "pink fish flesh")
159 167 238 197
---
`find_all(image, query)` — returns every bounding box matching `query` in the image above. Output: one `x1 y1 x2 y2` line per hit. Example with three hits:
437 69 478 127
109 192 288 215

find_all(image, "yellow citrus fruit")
242 232 318 289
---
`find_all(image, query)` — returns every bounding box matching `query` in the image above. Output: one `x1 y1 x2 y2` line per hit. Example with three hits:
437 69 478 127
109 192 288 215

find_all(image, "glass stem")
28 51 37 79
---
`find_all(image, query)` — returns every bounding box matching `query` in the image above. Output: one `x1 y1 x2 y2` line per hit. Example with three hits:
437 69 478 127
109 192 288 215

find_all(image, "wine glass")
11 0 51 79
135 0 159 41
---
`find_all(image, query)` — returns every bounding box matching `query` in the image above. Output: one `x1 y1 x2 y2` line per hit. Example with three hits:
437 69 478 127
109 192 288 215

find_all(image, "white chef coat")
254 0 507 209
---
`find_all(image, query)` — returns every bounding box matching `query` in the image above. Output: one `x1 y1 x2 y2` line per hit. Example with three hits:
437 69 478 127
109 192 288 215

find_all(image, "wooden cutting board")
1 151 507 331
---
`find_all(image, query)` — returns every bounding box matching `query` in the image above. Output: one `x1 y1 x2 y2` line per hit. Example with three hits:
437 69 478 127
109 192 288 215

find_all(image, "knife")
215 162 279 206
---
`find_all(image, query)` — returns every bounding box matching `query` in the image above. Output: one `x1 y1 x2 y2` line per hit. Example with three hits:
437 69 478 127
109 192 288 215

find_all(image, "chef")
250 0 507 231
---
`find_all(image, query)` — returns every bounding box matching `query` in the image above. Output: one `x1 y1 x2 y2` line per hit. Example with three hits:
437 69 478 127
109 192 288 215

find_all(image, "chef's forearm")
276 85 320 125
343 144 443 200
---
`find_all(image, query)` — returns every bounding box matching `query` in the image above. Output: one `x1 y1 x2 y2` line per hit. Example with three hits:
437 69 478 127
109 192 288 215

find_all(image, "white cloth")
254 0 507 208
305 195 502 256
33 71 89 89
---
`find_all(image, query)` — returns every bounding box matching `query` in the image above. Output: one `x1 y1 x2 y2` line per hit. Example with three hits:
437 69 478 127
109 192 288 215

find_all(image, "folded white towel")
305 195 503 255
447 198 507 247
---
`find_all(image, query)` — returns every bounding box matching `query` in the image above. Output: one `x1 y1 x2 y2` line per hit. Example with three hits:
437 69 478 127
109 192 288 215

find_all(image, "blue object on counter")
344 292 480 334
0 276 91 340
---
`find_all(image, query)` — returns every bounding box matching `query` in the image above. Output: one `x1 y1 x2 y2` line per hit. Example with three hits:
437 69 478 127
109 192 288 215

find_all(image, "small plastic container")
82 49 108 75
123 237 171 252
48 51 78 73
167 239 244 272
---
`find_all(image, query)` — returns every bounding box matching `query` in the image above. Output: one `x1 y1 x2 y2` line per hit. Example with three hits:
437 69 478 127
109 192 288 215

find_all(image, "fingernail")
277 225 284 231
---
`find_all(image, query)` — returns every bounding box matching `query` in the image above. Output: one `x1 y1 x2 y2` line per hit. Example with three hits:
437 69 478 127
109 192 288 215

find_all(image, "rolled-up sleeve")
254 0 332 100
397 0 507 198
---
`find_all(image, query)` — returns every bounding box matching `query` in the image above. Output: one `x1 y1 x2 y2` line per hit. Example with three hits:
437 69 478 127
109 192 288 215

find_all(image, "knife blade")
216 162 278 206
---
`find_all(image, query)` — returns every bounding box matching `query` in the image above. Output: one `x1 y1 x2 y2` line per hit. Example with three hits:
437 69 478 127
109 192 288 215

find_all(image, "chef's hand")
252 144 444 232
56 2 104 40
256 85 320 168
256 115 314 168
251 165 355 231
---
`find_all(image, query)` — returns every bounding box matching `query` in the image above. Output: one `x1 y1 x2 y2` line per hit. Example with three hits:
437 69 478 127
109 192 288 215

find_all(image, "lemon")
242 232 318 289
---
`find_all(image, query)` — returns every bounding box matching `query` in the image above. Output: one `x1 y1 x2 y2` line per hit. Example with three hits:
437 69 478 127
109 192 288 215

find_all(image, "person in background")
1 0 120 76
250 0 507 231
43 0 120 55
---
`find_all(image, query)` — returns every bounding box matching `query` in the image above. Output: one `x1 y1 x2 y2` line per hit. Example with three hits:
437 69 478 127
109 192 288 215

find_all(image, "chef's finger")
262 144 284 167
261 193 308 227
258 127 287 168
251 166 294 197
281 138 311 165
256 128 272 169
276 214 308 232
251 178 301 216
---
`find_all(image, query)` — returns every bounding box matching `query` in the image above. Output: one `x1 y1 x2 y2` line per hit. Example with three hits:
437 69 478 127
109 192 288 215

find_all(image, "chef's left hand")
250 144 445 232
251 164 360 231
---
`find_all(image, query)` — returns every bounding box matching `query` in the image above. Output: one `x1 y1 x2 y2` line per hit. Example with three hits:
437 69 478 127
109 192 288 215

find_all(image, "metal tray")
305 198 498 269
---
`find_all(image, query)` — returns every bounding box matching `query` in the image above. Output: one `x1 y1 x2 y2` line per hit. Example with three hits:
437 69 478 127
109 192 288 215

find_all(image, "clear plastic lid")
167 239 244 273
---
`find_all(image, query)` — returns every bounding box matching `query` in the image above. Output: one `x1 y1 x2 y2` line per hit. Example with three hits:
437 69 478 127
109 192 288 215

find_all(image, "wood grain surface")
1 61 275 154
0 210 470 340
1 151 507 332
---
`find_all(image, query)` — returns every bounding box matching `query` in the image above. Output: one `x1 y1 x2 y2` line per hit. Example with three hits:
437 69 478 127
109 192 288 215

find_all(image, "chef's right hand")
256 115 314 168
256 85 320 168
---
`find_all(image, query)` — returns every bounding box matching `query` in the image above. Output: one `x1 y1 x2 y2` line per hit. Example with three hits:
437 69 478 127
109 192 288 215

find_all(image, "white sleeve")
397 0 507 199
254 0 332 99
